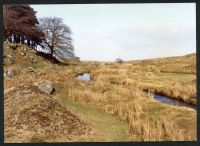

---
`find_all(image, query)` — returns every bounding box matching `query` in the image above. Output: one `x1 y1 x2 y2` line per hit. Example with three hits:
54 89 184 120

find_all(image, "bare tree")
38 17 75 61
116 58 123 64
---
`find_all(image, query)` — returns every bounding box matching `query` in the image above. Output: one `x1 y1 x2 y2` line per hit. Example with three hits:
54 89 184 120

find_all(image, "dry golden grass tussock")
105 99 196 141
129 117 195 141
120 78 138 88
68 88 107 103
90 68 121 80
104 101 143 122
89 81 113 94
107 75 126 85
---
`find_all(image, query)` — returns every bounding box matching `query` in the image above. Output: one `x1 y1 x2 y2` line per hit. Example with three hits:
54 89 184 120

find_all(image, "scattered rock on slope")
3 41 40 66
4 53 16 66
35 80 54 95
26 67 45 77
4 69 15 78
10 43 19 50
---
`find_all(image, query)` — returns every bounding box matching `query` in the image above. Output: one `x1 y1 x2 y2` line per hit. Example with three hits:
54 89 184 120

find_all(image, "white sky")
31 3 196 61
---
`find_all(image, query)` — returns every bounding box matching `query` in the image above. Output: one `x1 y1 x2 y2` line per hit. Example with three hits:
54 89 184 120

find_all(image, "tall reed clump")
90 81 113 93
129 116 195 141
104 101 143 125
68 88 107 103
104 101 195 141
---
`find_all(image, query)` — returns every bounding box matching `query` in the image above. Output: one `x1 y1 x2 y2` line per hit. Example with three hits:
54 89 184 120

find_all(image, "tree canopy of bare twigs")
3 4 44 48
3 5 75 63
38 17 75 61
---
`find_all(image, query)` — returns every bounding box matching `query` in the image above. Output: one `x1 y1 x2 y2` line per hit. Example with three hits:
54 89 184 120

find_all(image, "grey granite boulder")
37 80 53 95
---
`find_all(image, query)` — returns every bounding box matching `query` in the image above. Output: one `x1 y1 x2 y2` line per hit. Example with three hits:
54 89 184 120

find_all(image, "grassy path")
54 96 131 142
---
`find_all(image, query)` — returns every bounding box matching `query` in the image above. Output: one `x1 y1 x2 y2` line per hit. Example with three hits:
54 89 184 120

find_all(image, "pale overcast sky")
31 3 196 61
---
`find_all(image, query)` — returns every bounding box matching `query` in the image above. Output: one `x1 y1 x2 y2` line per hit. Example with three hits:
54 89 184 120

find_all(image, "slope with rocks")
4 42 97 142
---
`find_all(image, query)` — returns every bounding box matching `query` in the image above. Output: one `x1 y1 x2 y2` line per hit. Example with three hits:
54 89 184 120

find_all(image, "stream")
154 94 196 110
144 90 196 110
153 93 196 110
76 73 196 110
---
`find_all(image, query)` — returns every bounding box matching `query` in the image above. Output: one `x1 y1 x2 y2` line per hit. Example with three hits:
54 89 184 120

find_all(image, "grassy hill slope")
4 41 197 142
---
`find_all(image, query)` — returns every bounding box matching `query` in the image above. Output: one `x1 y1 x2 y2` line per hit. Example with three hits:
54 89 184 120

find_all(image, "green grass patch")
54 96 132 142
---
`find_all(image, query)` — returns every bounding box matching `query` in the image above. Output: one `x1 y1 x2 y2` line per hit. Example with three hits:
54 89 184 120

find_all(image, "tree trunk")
16 35 20 43
27 39 30 46
50 47 54 57
21 36 24 44
13 34 17 43
8 35 12 42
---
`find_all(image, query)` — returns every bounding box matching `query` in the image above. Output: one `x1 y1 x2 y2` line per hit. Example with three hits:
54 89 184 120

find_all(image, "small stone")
22 89 32 94
6 69 15 78
10 44 18 50
27 67 35 73
26 67 45 77
38 72 45 76
20 53 25 56
30 59 37 64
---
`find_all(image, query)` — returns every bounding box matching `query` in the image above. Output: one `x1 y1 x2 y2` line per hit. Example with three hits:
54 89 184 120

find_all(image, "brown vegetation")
4 84 96 143
3 5 44 47
4 42 196 142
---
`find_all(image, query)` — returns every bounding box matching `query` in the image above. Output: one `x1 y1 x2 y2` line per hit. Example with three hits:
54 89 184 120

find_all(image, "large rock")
36 80 53 95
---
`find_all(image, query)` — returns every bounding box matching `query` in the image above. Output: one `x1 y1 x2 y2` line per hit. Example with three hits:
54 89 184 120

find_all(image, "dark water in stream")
76 73 196 110
154 94 196 110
